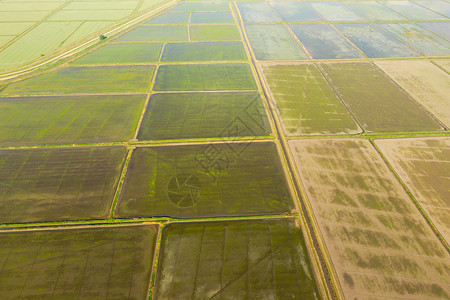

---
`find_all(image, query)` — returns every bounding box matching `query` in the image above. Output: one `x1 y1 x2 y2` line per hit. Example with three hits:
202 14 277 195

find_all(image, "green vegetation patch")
190 12 234 24
169 2 230 12
116 142 293 218
261 63 359 135
0 225 157 298
161 41 246 62
0 147 127 223
0 95 146 146
73 43 163 65
145 12 190 24
245 24 308 60
2 65 155 95
153 64 256 91
319 62 441 132
154 219 320 299
137 92 270 140
114 25 188 42
190 25 240 41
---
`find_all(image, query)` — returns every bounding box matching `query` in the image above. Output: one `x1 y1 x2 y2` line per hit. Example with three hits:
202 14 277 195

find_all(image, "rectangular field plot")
0 22 34 35
0 147 127 223
375 137 450 241
236 2 281 23
308 2 365 21
137 92 270 140
261 63 360 135
289 24 363 59
378 23 450 56
414 0 450 18
375 60 450 128
0 95 146 146
190 12 234 24
381 1 447 20
245 24 308 60
146 12 190 24
48 9 133 21
169 2 230 12
0 225 157 299
161 41 246 62
344 1 407 21
72 43 163 65
116 142 293 218
270 2 322 22
420 22 450 40
1 65 155 95
334 23 421 58
114 25 188 42
289 139 450 299
189 25 240 41
154 219 320 299
153 64 256 91
319 62 441 132
0 11 52 22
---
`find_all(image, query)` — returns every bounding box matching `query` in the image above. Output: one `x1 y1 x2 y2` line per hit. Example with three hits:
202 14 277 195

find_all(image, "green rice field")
0 225 157 298
116 142 293 218
1 0 449 298
137 92 270 140
155 219 320 299
0 147 127 223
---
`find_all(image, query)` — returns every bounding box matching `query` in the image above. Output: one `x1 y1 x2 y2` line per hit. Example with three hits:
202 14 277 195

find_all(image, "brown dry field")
433 59 450 72
375 60 450 128
289 139 450 299
375 137 450 242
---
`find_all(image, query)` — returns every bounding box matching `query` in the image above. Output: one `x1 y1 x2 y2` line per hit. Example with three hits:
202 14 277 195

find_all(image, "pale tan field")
375 137 450 242
433 59 450 72
375 60 450 128
289 139 450 299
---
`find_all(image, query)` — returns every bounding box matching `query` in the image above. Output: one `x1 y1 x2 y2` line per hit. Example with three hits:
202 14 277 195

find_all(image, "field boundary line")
232 2 340 299
147 223 163 299
369 138 449 253
109 148 135 219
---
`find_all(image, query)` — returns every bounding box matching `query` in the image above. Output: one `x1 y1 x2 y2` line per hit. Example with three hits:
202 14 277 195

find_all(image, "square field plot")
308 2 365 21
270 2 322 22
153 64 256 91
289 139 450 299
344 1 406 21
375 137 450 241
116 142 293 218
114 25 188 42
378 23 450 56
169 2 230 12
145 12 190 25
1 66 155 95
319 62 441 132
245 24 308 60
137 92 271 140
72 43 163 65
236 2 281 23
154 219 320 299
0 147 127 223
189 25 240 41
0 95 146 146
161 41 246 62
261 63 360 135
334 23 421 58
190 12 235 24
375 60 450 128
0 225 157 299
289 24 363 59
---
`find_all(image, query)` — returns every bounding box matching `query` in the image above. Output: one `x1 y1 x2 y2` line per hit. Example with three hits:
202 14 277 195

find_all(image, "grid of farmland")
0 0 449 299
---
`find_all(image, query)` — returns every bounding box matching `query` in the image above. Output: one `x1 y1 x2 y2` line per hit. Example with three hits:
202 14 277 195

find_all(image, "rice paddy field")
0 0 449 299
